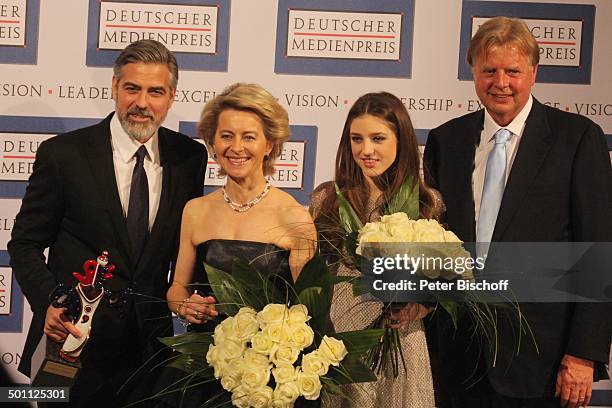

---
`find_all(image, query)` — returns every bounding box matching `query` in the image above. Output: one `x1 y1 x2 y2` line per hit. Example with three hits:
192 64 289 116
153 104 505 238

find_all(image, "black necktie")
127 145 149 263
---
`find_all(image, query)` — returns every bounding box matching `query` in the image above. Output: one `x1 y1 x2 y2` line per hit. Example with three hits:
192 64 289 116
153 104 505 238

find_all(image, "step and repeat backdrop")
1 0 611 402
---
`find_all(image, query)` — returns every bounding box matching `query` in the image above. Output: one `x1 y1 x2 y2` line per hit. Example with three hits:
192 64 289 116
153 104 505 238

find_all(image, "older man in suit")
9 40 206 406
424 17 611 408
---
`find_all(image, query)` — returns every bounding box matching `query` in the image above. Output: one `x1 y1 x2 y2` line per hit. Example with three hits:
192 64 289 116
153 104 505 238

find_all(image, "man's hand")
555 354 594 408
44 305 81 343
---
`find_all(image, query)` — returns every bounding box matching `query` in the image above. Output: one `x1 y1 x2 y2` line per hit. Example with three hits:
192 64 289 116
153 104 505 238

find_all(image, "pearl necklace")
222 181 271 213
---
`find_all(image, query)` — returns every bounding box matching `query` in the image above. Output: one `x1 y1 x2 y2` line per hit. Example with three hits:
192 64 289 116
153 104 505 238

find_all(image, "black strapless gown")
191 239 292 301
153 239 292 408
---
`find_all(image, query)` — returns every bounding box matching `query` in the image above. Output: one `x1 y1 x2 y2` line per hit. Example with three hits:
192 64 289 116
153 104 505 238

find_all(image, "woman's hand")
384 303 432 329
177 293 219 325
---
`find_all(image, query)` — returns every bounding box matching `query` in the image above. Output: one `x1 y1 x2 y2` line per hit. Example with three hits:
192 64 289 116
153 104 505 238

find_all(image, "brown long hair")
314 92 442 255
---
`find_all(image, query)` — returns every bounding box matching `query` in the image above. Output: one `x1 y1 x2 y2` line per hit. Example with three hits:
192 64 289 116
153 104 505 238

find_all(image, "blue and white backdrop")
1 0 611 403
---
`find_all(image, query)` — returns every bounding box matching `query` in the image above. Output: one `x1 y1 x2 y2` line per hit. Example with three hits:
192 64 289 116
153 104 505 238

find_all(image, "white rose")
414 219 445 242
273 381 300 407
359 222 390 243
213 359 227 379
263 322 291 344
270 344 300 366
243 348 271 370
301 351 329 376
219 338 246 361
215 316 238 343
272 363 297 384
241 367 271 392
234 307 260 342
288 304 310 324
226 356 246 378
257 304 288 327
272 400 292 408
296 370 322 400
231 386 250 408
249 386 274 408
318 335 348 366
288 323 314 350
251 331 275 355
443 229 461 243
379 213 417 242
380 212 410 226
206 344 219 366
221 374 240 392
213 321 228 344
357 222 391 255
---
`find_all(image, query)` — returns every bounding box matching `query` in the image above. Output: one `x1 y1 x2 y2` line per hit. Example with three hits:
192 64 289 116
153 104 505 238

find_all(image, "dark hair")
314 92 442 255
113 40 178 88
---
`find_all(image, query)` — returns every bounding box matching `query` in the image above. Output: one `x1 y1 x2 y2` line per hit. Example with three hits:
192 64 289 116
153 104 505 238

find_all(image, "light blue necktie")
476 128 512 258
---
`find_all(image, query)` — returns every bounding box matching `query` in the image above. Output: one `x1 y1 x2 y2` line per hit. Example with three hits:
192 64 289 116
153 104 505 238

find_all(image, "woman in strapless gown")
309 92 444 408
163 83 316 407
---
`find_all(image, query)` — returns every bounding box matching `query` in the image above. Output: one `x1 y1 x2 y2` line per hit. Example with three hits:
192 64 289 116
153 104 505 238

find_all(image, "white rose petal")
414 219 445 242
273 381 300 406
233 307 260 342
251 331 275 355
289 323 314 350
231 386 250 408
263 322 291 344
243 348 271 370
272 363 297 384
249 386 274 408
301 351 329 376
220 374 240 392
226 356 246 378
288 304 311 324
213 359 227 379
220 338 246 361
257 304 288 327
270 344 300 366
206 344 218 366
296 370 322 400
241 367 271 392
318 335 348 366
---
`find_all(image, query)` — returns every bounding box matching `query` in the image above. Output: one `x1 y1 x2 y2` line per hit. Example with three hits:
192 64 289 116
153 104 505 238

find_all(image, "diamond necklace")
222 181 271 213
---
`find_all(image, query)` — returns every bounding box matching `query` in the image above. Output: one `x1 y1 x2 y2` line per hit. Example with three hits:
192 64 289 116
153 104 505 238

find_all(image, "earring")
213 152 217 159
264 154 269 161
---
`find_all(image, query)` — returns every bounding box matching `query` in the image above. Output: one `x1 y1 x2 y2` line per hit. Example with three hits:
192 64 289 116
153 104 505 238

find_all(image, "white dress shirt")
110 114 163 231
473 95 533 222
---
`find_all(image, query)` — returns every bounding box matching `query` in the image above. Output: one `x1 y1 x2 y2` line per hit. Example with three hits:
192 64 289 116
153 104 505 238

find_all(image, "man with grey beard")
9 40 206 407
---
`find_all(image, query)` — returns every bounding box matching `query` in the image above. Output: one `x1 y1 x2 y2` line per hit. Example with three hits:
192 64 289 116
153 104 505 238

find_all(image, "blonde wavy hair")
198 83 290 176
467 16 540 67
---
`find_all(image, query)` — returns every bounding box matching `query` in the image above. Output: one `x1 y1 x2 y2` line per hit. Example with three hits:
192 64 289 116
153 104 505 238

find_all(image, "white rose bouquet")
357 212 474 281
159 255 384 408
206 304 347 407
334 175 492 377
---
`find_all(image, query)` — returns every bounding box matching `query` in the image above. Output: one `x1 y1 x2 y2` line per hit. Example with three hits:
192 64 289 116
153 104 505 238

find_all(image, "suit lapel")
136 129 179 274
82 114 132 262
492 99 554 241
453 112 482 242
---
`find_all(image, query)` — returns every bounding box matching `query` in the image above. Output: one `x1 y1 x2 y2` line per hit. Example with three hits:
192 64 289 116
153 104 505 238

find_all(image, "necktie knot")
494 128 512 145
135 145 148 164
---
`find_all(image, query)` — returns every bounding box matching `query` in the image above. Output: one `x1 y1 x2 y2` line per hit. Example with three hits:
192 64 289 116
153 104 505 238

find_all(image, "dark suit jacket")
423 98 612 398
8 113 206 381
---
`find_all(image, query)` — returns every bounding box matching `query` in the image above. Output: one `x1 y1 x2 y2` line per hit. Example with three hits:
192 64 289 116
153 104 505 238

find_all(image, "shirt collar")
482 94 533 143
110 113 160 164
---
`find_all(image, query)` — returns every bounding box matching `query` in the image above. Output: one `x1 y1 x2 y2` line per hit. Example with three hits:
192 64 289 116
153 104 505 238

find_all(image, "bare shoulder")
270 188 313 223
183 190 222 218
